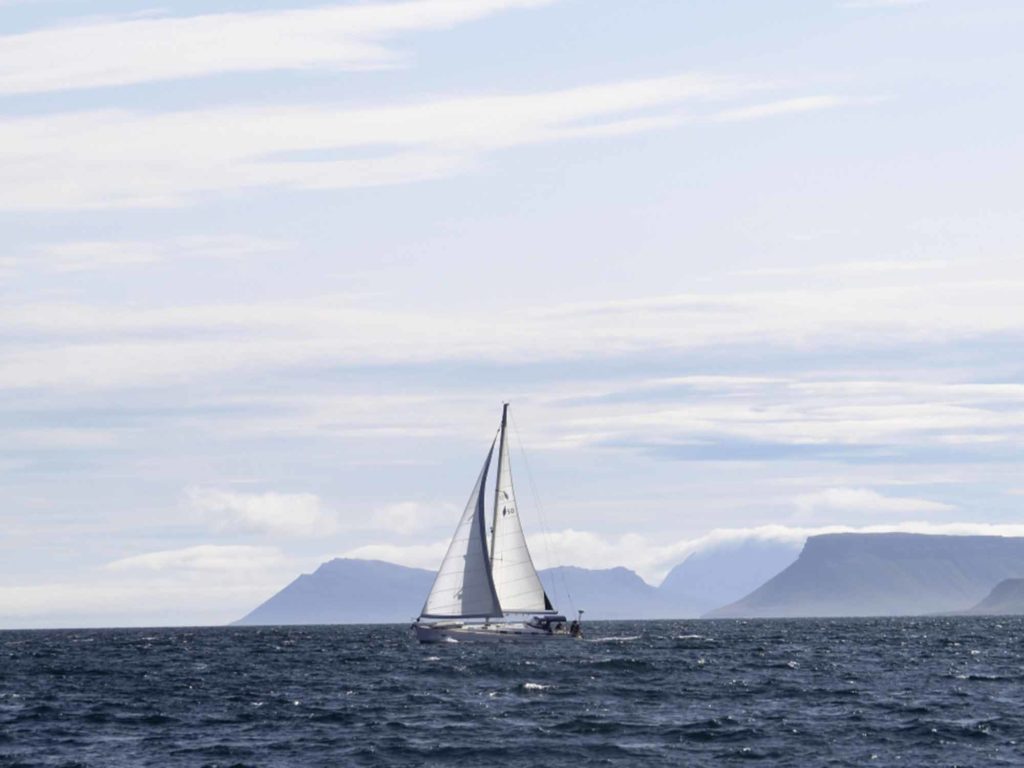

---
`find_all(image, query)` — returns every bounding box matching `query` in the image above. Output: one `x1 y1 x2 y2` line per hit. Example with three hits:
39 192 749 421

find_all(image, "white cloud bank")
0 0 556 95
347 521 1024 584
1 544 302 627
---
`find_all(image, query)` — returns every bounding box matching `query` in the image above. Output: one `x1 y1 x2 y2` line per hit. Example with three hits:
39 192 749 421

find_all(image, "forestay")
420 439 502 619
490 405 553 614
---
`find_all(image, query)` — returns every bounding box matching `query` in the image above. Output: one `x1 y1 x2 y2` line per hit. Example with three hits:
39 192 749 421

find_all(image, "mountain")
658 538 802 616
963 578 1024 615
708 533 1024 618
541 566 677 620
235 559 675 625
236 559 434 625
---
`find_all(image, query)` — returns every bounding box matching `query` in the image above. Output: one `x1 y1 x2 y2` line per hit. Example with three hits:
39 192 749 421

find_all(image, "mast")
490 402 509 565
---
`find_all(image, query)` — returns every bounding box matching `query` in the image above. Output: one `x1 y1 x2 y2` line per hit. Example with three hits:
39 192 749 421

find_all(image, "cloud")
12 235 287 274
0 73 833 210
712 95 850 122
354 522 1024 584
731 259 951 278
5 427 121 450
840 0 928 8
106 544 284 572
539 375 1024 455
1 544 304 627
3 328 1024 463
794 487 955 516
372 501 460 534
3 279 1024 473
0 0 556 95
186 487 338 537
6 264 1024 393
0 580 277 627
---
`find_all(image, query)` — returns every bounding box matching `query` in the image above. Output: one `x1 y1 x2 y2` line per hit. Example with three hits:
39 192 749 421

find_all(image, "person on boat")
569 620 581 638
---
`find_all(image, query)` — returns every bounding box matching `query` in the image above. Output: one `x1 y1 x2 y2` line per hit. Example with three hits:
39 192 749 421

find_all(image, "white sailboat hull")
413 621 577 644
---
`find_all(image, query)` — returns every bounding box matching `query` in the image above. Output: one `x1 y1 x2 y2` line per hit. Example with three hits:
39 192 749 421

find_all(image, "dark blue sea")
3 618 1024 767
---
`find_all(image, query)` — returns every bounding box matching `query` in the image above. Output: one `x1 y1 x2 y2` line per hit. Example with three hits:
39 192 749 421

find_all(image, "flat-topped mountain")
708 533 1024 618
963 578 1024 615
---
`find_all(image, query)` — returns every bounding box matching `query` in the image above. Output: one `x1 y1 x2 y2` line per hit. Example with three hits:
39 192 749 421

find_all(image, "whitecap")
522 683 550 691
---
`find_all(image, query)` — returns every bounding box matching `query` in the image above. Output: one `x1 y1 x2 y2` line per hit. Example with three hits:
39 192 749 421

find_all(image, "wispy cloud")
372 501 460 534
0 74 837 210
106 544 284 572
0 0 556 95
712 95 850 122
186 487 339 537
731 259 951 278
840 0 928 8
8 235 286 274
4 427 121 450
794 487 954 516
7 265 1024 392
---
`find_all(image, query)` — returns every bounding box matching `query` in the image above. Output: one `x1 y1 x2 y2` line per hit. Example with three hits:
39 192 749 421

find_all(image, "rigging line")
508 410 576 616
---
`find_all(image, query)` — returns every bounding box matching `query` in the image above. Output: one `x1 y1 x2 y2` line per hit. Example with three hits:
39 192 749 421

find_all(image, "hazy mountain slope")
658 539 802 616
541 566 677 620
708 533 1024 618
963 578 1024 615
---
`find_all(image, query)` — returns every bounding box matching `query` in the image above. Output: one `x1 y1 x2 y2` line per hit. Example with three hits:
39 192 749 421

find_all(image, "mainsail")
489 404 554 614
420 439 502 619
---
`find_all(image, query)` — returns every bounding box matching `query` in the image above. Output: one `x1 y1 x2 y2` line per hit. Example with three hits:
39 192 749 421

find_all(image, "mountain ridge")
235 532 1024 624
235 539 805 625
235 559 681 625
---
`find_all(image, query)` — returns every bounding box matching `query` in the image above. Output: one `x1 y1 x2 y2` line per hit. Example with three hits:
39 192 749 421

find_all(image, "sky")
2 0 1023 628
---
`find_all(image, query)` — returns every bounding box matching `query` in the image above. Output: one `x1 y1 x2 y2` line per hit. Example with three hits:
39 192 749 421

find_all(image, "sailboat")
413 404 582 643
